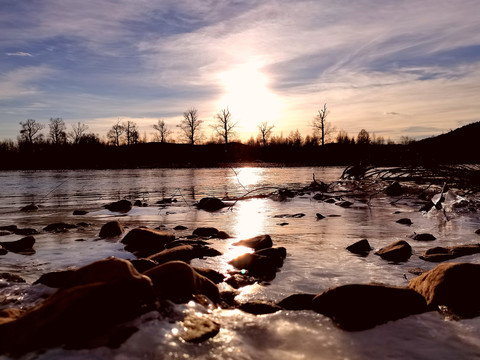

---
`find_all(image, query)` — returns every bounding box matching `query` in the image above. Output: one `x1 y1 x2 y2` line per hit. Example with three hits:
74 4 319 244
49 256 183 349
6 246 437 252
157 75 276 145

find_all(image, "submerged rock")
180 314 220 343
192 227 218 237
104 199 132 213
232 234 272 251
0 236 35 254
99 221 124 238
346 239 372 256
20 204 38 212
420 244 480 262
13 228 38 236
196 197 226 211
312 284 428 331
410 233 436 241
43 222 77 232
121 228 175 256
408 262 480 318
396 218 413 226
375 240 412 262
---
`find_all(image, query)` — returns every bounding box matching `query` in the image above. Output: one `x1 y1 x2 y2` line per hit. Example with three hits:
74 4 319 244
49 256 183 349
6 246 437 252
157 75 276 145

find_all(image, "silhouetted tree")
212 108 237 152
152 119 172 143
124 120 139 145
313 103 335 145
68 122 89 144
287 129 303 146
356 129 371 145
48 118 67 145
107 119 125 146
19 119 44 144
336 130 355 144
178 107 203 145
257 121 274 146
400 136 416 145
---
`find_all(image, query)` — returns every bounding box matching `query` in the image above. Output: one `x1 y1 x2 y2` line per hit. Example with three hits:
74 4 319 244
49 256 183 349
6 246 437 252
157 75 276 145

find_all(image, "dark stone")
13 228 38 236
228 253 277 280
225 273 256 289
144 261 220 303
193 267 225 284
408 268 428 276
277 222 289 226
396 218 413 226
316 213 325 220
336 200 353 208
239 301 282 315
174 225 188 231
277 293 316 310
255 247 287 268
324 198 336 204
232 234 272 251
180 314 220 343
73 210 88 215
410 233 436 241
147 245 221 265
312 284 428 331
129 259 158 273
99 221 124 238
346 239 372 256
192 227 219 237
0 273 26 283
375 240 412 262
0 236 35 254
0 246 7 255
0 225 17 232
385 181 403 196
20 204 38 212
165 239 211 249
34 270 75 288
420 244 480 262
197 197 226 211
409 263 480 318
104 199 132 213
121 228 175 257
475 229 480 235
133 200 142 207
43 222 77 232
156 198 174 204
273 213 305 218
76 222 91 227
216 231 231 239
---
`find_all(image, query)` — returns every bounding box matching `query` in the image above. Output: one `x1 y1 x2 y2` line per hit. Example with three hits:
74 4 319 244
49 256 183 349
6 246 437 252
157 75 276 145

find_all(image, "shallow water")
0 167 479 359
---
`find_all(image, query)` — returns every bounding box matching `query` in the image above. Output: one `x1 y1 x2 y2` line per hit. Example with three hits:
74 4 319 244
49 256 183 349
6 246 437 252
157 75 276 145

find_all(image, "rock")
165 239 211 249
156 198 174 204
133 200 142 207
174 225 188 231
99 221 124 238
192 267 225 284
73 210 88 215
410 233 436 241
408 263 480 317
225 273 256 289
420 244 480 262
196 197 226 211
104 199 132 213
324 198 336 204
0 245 7 255
385 181 403 196
192 227 219 237
336 200 353 208
396 218 413 225
0 273 26 283
0 231 10 236
0 308 24 325
121 228 175 256
0 236 35 254
408 268 429 276
273 213 305 218
76 222 91 227
316 213 325 220
13 228 38 236
228 253 277 279
346 239 372 256
20 203 38 212
0 258 155 356
180 314 220 343
277 222 289 226
312 284 428 331
277 294 316 310
475 229 480 235
255 247 287 268
34 270 75 288
232 234 272 251
216 231 231 239
129 259 158 273
147 245 221 265
239 301 282 315
43 222 77 232
375 240 412 262
144 261 220 303
0 225 17 232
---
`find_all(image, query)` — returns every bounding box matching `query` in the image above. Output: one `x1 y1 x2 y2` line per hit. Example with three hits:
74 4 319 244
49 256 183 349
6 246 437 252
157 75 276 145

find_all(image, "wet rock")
225 273 256 289
174 225 188 231
239 301 282 315
147 245 221 265
13 228 38 236
273 213 305 218
193 267 225 284
0 245 7 255
34 270 75 288
346 239 372 256
144 261 220 303
165 239 211 249
133 200 143 207
76 222 91 227
0 258 155 356
99 221 124 238
0 308 24 325
0 231 10 236
156 198 175 204
375 240 412 262
396 218 413 226
232 234 272 251
385 181 403 196
20 204 38 212
408 268 429 276
408 262 480 317
104 199 132 213
0 236 35 254
129 259 158 273
255 247 287 268
196 197 226 211
73 210 88 215
121 228 175 257
410 233 436 241
180 314 220 343
475 229 480 235
277 293 316 310
43 222 77 232
312 284 428 331
316 213 325 220
277 222 289 226
216 231 231 239
229 253 277 280
192 227 219 237
420 244 480 262
0 225 17 232
0 273 26 283
336 200 353 208
324 198 336 204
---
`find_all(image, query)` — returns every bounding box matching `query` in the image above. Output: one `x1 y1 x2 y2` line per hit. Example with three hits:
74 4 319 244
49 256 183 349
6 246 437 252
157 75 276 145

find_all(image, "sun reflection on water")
229 167 265 191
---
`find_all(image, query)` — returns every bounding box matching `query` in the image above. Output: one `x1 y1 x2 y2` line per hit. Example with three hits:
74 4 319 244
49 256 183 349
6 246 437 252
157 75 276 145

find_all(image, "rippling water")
0 167 479 359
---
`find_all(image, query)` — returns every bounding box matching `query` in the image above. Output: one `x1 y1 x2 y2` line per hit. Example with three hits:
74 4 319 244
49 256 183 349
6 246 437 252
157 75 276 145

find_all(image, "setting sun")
217 63 283 136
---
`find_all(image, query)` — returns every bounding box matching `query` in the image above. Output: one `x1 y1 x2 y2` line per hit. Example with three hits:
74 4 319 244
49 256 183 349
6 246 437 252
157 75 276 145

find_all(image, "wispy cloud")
6 52 32 57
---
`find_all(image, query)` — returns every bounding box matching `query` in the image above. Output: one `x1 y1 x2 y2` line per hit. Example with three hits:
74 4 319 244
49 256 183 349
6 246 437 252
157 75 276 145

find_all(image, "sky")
1 0 480 143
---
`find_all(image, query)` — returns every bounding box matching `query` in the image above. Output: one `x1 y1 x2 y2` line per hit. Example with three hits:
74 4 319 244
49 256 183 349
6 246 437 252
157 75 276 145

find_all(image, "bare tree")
152 119 172 143
48 117 67 144
178 107 203 145
212 108 237 151
356 129 371 145
257 121 274 146
68 122 89 144
312 103 335 145
124 120 139 145
19 119 44 144
107 119 125 146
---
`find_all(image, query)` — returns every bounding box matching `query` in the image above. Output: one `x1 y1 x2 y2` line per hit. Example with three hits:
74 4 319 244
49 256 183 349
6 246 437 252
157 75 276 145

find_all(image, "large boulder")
99 221 124 238
346 239 372 256
375 240 412 262
196 197 226 211
0 236 35 254
232 234 272 251
147 245 221 265
143 261 220 303
277 293 316 310
408 262 480 317
104 199 132 213
420 244 480 262
121 228 175 257
312 284 428 331
0 258 155 356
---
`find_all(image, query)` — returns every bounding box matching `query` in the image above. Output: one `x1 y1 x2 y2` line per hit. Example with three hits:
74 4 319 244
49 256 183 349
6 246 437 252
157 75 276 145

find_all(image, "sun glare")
218 63 283 135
